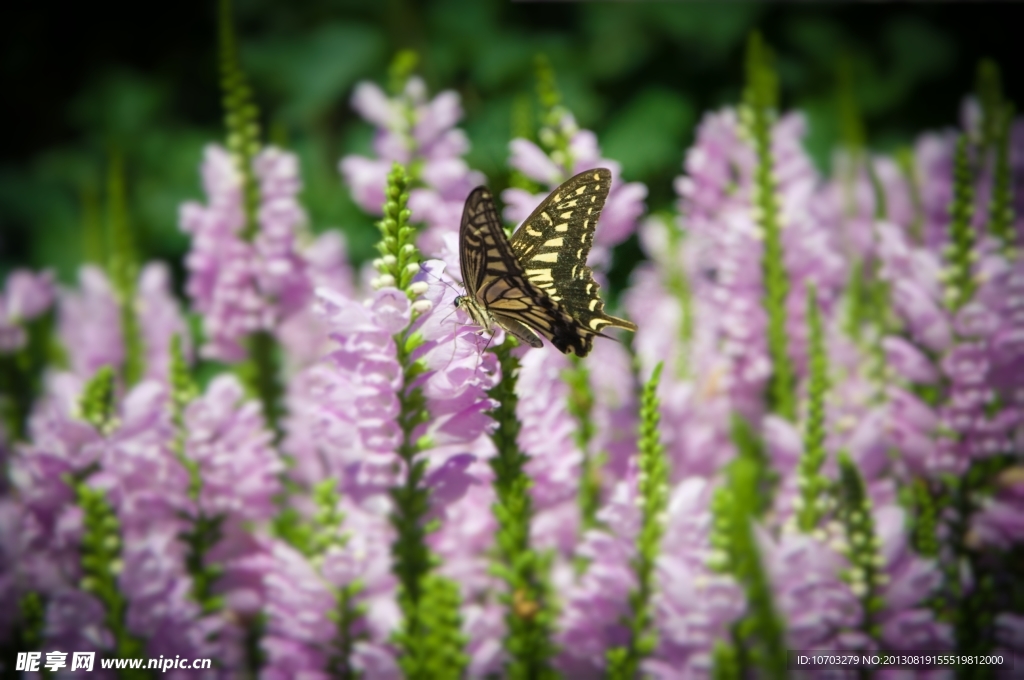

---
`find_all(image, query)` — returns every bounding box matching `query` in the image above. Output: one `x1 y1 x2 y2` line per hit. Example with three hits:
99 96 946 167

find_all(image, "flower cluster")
1 35 1023 680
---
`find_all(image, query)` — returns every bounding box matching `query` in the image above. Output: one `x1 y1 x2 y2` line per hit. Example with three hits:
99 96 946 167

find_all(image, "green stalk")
945 136 977 312
487 339 558 679
106 153 144 388
376 165 467 679
744 32 795 422
607 363 669 679
835 453 884 642
796 286 830 533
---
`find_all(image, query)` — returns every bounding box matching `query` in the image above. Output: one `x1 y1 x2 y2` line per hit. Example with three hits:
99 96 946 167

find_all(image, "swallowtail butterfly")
454 168 637 357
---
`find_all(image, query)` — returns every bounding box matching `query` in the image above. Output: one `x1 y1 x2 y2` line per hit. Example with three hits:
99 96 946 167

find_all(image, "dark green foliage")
607 363 669 679
744 32 795 423
487 338 559 679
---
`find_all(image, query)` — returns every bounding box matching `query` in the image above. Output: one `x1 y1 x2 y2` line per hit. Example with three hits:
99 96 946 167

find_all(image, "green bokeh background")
1 1 1020 293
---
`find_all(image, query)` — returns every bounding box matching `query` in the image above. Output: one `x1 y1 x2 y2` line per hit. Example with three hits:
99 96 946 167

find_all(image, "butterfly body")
456 168 637 357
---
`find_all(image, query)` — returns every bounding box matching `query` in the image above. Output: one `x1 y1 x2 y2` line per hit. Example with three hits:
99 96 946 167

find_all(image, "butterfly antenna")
419 262 465 297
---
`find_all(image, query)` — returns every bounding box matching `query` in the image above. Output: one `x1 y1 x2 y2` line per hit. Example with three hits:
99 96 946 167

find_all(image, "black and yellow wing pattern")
455 168 637 357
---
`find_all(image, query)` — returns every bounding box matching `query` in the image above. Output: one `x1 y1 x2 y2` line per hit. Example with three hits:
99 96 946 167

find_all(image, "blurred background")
2 0 1021 293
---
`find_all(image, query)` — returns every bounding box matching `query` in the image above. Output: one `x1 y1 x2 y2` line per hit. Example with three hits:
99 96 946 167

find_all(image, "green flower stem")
836 54 865 219
607 363 669 679
487 338 558 679
797 286 830 533
237 330 284 441
375 164 426 300
216 0 287 445
896 147 926 245
75 370 149 675
909 478 940 558
710 413 784 679
295 480 366 680
375 165 467 679
534 55 574 175
660 213 694 380
169 337 225 613
219 0 260 241
744 32 795 422
106 153 144 388
74 482 149 677
945 135 977 312
836 453 884 642
988 102 1016 257
717 457 787 680
0 311 56 443
79 366 117 435
563 358 604 534
510 93 540 193
976 59 1005 151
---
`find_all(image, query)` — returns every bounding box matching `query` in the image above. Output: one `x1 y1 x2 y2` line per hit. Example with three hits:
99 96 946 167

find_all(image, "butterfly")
454 167 637 357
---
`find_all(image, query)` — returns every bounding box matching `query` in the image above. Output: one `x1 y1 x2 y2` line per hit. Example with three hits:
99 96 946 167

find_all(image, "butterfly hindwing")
459 187 585 354
509 169 638 349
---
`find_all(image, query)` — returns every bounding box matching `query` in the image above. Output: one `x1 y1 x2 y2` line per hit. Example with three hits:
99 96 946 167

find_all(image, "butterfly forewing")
509 169 638 346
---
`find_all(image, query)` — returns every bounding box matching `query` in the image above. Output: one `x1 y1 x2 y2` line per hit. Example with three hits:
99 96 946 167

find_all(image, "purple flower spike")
0 269 55 353
340 79 484 258
555 464 638 677
180 145 268 362
181 144 313 362
58 266 125 379
646 478 744 677
502 115 647 269
136 262 191 383
760 528 867 652
873 505 952 651
184 375 282 520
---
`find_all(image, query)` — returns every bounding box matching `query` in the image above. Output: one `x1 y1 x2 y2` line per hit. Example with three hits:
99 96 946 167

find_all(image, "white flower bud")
408 281 429 295
412 300 433 315
405 262 421 275
382 254 397 266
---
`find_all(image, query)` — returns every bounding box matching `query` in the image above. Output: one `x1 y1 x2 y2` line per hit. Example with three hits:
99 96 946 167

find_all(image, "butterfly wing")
459 186 589 355
509 168 638 354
